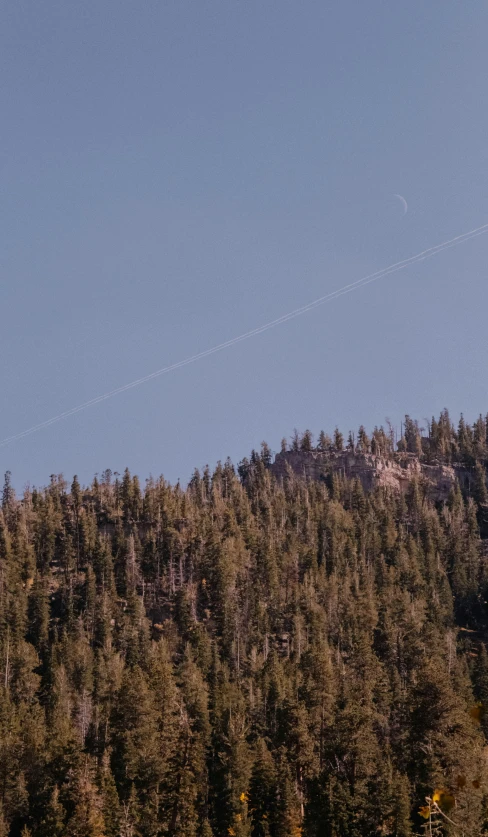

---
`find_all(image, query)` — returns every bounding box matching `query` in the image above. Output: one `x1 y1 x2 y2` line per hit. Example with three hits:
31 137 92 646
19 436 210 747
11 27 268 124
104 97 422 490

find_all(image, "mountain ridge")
269 448 475 503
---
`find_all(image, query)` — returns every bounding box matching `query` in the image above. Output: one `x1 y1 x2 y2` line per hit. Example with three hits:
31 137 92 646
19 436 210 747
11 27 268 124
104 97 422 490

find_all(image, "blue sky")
1 1 488 489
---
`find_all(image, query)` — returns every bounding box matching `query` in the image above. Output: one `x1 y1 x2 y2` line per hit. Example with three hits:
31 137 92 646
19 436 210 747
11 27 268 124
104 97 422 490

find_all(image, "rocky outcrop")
270 450 472 502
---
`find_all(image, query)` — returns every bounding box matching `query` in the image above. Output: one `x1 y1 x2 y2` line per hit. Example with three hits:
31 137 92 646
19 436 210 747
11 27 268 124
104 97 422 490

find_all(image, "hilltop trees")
0 411 488 834
279 410 488 474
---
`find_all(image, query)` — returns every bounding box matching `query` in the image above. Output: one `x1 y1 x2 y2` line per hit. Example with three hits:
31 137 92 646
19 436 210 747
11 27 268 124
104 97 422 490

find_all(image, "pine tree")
65 772 106 837
0 807 8 837
2 471 15 520
473 460 488 506
404 415 422 456
38 787 66 837
249 738 278 836
276 764 302 837
334 428 344 451
27 575 50 652
260 442 273 467
391 773 413 837
357 425 370 453
317 430 332 452
2 410 488 835
99 752 121 837
200 820 214 837
300 431 313 452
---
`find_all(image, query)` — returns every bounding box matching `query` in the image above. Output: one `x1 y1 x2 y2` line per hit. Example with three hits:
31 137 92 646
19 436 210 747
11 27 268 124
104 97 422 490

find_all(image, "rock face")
270 450 472 502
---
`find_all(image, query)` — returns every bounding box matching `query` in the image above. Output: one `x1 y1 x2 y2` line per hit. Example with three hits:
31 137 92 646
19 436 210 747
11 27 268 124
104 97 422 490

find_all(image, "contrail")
2 221 488 448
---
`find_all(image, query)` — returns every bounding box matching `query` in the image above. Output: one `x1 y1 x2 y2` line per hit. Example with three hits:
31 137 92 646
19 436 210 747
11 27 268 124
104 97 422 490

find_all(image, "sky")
1 0 488 490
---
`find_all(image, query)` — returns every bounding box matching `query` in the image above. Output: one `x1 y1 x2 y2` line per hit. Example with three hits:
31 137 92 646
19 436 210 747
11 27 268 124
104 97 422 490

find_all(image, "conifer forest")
3 409 488 837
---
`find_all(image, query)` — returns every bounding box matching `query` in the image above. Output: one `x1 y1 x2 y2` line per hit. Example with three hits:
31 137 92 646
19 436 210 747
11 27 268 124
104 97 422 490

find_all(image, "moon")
394 194 408 215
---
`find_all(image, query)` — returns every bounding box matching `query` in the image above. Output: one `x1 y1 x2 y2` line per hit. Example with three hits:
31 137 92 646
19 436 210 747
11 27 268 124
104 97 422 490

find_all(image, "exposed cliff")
270 449 473 502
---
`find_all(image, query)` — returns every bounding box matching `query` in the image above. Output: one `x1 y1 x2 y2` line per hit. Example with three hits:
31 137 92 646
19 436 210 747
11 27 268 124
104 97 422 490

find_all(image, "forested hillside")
2 410 488 837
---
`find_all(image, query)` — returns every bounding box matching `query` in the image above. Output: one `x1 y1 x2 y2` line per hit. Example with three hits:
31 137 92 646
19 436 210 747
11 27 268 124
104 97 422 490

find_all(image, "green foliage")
1 411 488 835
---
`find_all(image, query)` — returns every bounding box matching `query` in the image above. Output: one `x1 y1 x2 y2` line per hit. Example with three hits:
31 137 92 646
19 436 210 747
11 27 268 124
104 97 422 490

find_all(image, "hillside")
269 411 488 511
1 409 488 837
270 449 467 502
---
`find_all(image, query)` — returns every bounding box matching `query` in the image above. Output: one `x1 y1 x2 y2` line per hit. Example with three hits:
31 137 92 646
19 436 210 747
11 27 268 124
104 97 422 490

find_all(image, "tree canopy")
1 410 488 836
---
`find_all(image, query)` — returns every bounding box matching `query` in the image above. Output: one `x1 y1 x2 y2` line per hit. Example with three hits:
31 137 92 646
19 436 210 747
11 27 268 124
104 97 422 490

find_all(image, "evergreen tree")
334 427 344 451
404 415 422 456
1 410 488 835
317 430 332 452
65 771 106 837
38 787 66 837
473 460 488 505
300 430 313 452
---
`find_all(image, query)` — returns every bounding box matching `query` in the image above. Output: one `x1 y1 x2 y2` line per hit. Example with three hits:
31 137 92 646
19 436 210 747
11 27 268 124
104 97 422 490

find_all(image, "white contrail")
1 221 488 448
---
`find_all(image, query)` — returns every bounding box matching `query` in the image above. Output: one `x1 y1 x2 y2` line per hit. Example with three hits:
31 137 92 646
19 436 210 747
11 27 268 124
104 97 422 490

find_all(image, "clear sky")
1 1 488 490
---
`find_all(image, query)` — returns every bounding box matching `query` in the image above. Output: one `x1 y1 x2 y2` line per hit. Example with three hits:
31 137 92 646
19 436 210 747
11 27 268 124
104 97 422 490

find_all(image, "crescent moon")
394 194 408 215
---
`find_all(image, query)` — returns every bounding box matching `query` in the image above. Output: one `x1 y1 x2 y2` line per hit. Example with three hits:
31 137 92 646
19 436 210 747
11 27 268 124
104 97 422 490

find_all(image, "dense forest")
2 409 488 837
